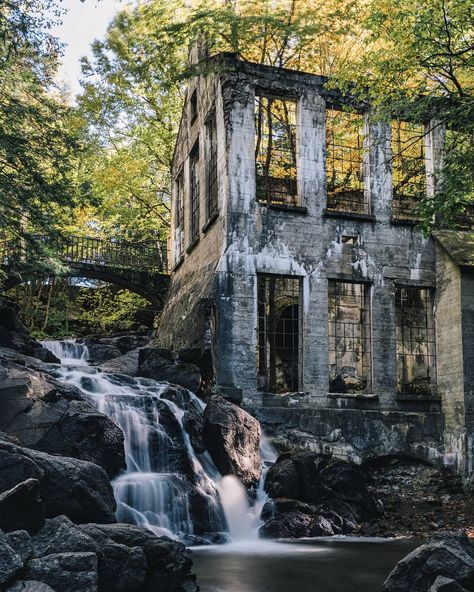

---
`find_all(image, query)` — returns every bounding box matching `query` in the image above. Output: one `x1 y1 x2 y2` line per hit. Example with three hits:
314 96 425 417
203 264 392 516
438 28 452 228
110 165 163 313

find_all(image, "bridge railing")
0 234 168 274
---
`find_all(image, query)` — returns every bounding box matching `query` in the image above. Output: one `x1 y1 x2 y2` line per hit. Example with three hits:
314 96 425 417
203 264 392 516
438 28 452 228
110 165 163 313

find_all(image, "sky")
51 0 127 98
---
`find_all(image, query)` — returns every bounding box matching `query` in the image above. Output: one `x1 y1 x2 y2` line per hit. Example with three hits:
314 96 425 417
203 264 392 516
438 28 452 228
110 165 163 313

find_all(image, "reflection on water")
191 537 419 592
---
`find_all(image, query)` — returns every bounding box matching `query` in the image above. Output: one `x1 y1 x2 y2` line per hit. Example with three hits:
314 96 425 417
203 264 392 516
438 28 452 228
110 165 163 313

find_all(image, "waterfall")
42 339 89 365
42 339 275 545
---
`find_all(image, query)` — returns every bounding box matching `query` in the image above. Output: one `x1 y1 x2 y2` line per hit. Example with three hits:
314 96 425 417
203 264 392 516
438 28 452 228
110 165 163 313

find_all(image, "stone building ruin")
158 51 474 479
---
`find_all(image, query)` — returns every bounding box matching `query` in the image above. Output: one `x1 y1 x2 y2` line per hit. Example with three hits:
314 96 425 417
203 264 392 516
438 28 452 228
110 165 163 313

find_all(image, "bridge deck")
0 234 169 274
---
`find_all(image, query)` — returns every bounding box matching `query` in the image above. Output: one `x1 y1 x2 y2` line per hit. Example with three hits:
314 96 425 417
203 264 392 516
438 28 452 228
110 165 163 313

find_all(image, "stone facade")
158 53 474 475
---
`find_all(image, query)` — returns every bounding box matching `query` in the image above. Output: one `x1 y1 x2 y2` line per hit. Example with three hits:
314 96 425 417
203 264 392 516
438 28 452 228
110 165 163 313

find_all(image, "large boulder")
80 523 197 592
0 296 58 363
99 349 141 376
202 396 261 486
2 516 197 592
382 532 474 592
0 529 24 586
22 552 98 592
264 450 376 521
138 347 201 392
0 356 125 478
0 478 45 534
84 334 150 356
261 450 378 539
0 434 117 524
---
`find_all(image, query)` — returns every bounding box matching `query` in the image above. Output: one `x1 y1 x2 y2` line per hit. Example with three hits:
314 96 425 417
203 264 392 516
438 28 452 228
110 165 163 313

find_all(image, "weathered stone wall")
162 55 471 468
214 59 438 414
247 405 443 465
157 67 227 352
436 244 465 472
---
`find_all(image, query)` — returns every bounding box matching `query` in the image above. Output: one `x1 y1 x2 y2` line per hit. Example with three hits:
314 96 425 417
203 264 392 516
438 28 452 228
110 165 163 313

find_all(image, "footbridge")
0 234 170 308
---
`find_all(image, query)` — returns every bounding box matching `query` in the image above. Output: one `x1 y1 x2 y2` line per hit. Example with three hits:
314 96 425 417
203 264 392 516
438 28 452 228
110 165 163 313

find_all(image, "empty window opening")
328 281 371 393
326 109 368 214
190 90 198 125
396 286 436 396
174 172 185 261
255 95 298 207
189 142 200 243
341 235 359 245
257 275 302 393
206 113 218 220
392 121 427 221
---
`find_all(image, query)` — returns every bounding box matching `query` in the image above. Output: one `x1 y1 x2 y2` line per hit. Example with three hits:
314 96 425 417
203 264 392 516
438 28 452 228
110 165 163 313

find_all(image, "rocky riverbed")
1 294 474 591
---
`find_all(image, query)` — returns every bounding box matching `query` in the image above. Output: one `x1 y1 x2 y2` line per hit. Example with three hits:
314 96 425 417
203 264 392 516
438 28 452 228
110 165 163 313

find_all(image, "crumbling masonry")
158 51 474 479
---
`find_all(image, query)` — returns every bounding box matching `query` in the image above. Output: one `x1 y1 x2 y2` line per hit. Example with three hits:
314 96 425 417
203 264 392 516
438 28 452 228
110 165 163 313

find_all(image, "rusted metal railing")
0 234 168 273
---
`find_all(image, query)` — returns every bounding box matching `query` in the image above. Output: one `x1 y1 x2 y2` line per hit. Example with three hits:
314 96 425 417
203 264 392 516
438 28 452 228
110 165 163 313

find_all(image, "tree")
331 0 474 229
0 0 87 252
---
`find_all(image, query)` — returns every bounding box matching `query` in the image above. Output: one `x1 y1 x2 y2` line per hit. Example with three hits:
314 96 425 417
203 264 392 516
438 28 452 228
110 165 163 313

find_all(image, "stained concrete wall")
212 58 438 415
161 54 463 468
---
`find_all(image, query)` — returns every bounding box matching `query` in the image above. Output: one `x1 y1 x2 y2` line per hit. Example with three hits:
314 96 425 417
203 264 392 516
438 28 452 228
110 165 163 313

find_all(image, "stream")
43 339 416 591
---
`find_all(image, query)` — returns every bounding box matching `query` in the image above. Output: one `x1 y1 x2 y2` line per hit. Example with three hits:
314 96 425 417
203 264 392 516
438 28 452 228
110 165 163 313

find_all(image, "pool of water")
191 537 419 592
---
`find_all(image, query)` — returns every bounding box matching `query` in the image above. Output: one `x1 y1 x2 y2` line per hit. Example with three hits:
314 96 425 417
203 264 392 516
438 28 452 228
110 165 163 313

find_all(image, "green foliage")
76 285 151 333
0 1 88 241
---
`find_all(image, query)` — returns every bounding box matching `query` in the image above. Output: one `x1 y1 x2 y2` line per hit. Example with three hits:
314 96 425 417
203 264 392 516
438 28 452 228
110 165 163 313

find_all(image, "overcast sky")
52 0 127 98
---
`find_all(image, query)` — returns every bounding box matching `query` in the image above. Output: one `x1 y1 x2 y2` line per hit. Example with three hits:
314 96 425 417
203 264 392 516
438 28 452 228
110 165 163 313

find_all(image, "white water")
42 339 275 545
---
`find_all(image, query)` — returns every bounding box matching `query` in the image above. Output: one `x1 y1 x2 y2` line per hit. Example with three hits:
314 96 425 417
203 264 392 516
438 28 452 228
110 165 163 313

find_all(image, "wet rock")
138 347 201 392
22 552 98 592
382 532 474 592
203 396 261 486
309 515 335 537
0 360 125 478
80 523 196 592
0 529 24 585
86 343 122 364
265 450 376 521
99 349 141 376
84 334 150 355
0 478 45 534
260 511 313 538
0 435 117 524
160 386 206 454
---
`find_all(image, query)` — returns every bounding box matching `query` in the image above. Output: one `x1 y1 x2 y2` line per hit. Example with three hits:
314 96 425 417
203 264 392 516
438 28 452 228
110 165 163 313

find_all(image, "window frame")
327 279 373 393
189 140 200 246
325 107 369 215
254 92 300 208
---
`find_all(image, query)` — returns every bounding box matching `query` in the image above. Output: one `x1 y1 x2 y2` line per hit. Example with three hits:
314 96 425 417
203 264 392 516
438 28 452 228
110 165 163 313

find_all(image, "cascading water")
42 339 275 545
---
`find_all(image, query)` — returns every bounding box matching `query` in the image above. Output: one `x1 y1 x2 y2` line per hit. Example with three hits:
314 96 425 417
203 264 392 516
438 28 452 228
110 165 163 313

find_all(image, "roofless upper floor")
171 53 473 268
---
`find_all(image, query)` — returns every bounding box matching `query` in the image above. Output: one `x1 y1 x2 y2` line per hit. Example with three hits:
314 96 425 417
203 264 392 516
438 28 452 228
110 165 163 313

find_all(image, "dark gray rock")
160 385 206 453
22 552 98 592
0 435 117 524
138 348 201 392
260 511 313 539
99 349 140 376
0 360 125 478
5 581 56 592
80 523 196 592
430 576 470 591
264 450 376 522
31 516 99 558
0 296 59 363
5 530 32 564
309 515 335 537
0 478 45 534
203 396 261 486
0 529 24 585
85 343 122 364
382 532 474 592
